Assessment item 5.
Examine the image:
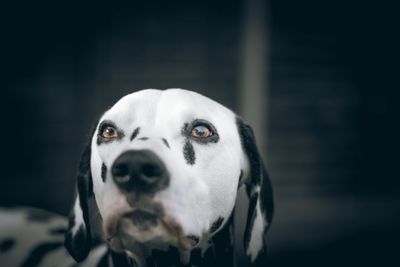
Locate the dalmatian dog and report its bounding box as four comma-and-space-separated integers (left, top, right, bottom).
0, 89, 273, 267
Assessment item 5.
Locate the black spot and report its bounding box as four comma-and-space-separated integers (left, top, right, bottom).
78, 138, 92, 174
183, 141, 196, 165
78, 134, 94, 198
161, 138, 170, 149
150, 246, 180, 267
111, 251, 133, 267
210, 217, 224, 233
130, 127, 140, 141
236, 118, 262, 186
238, 169, 244, 189
182, 122, 189, 135
101, 163, 107, 182
91, 236, 106, 248
0, 238, 15, 253
88, 170, 94, 198
97, 251, 109, 267
26, 209, 53, 222
67, 148, 93, 262
20, 242, 63, 267
67, 213, 75, 230
49, 227, 67, 235
65, 224, 90, 262
65, 120, 98, 262
236, 117, 274, 229
190, 248, 202, 265
138, 137, 149, 141
205, 215, 235, 267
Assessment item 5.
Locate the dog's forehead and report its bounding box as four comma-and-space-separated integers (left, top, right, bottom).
102, 89, 235, 128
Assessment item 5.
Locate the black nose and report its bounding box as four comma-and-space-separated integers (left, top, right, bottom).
111, 150, 169, 193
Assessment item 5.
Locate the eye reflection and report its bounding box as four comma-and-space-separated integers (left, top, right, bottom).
191, 125, 213, 138
101, 126, 118, 139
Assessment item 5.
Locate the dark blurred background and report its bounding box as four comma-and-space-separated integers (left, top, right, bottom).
1, 0, 399, 266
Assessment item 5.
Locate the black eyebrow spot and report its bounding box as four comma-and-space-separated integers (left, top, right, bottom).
130, 127, 140, 141
183, 141, 196, 165
162, 138, 170, 149
101, 163, 107, 182
182, 122, 190, 135
138, 137, 149, 141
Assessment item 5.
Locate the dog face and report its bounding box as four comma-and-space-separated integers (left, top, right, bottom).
94, 89, 243, 250
65, 89, 273, 266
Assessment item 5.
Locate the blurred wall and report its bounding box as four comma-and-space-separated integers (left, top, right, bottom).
1, 0, 242, 214
266, 1, 399, 266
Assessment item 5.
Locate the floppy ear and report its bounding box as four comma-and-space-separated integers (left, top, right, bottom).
64, 126, 97, 262
236, 117, 274, 264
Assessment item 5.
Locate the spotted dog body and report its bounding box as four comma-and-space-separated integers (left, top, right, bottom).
1, 89, 273, 267
0, 207, 107, 267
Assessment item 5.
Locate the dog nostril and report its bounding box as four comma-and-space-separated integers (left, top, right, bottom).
112, 163, 131, 186
141, 163, 162, 178
112, 164, 129, 178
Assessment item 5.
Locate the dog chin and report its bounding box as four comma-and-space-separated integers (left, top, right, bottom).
109, 209, 195, 253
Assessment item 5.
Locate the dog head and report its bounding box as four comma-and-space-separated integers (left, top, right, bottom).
65, 89, 273, 266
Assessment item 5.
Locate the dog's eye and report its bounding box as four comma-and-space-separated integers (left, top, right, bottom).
101, 126, 118, 139
191, 125, 213, 138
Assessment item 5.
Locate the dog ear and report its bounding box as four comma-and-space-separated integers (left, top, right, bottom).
236, 117, 274, 264
64, 125, 97, 262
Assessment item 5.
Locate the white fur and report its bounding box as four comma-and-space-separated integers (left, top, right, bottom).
72, 197, 84, 236
246, 195, 267, 262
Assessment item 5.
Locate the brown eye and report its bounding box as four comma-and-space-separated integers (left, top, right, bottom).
102, 126, 118, 139
191, 125, 213, 138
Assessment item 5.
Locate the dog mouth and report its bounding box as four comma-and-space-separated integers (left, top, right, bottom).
124, 209, 159, 231
107, 209, 199, 252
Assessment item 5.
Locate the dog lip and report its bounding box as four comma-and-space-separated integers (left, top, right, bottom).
123, 209, 159, 230
105, 198, 200, 249
122, 210, 194, 248
123, 209, 158, 218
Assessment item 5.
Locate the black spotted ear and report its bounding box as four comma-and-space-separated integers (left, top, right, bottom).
236, 117, 274, 264
65, 126, 97, 262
